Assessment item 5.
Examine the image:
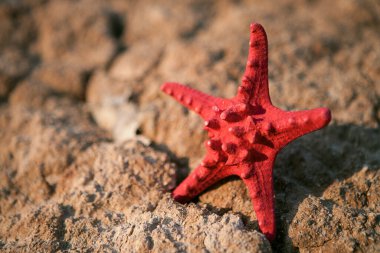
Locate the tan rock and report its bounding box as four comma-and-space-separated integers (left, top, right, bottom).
35, 0, 120, 70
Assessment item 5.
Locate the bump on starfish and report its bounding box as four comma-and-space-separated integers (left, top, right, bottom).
160, 23, 331, 242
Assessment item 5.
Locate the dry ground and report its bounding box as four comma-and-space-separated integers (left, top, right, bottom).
0, 0, 379, 252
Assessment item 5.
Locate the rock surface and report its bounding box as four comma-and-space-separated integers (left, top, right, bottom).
0, 0, 380, 252
0, 99, 270, 252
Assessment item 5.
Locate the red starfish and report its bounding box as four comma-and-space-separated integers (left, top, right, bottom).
160, 23, 331, 241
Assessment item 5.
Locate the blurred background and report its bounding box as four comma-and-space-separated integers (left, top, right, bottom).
0, 0, 379, 252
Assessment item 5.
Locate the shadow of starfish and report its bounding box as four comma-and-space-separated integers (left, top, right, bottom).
271, 123, 380, 251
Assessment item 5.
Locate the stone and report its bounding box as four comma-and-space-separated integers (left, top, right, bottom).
35, 0, 121, 70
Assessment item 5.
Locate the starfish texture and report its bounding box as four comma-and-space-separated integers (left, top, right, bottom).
160, 23, 331, 241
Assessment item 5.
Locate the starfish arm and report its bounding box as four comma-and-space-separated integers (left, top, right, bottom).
241, 158, 276, 241
269, 107, 331, 148
236, 23, 271, 106
162, 22, 331, 243
172, 163, 228, 203
161, 82, 221, 119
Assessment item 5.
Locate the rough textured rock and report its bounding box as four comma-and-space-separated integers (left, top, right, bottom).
0, 97, 109, 212
0, 104, 271, 251
289, 195, 379, 253
55, 140, 177, 215
1, 0, 380, 252
1, 196, 271, 252
199, 177, 259, 226
283, 166, 380, 252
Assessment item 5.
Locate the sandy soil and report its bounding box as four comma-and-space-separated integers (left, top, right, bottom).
0, 0, 379, 252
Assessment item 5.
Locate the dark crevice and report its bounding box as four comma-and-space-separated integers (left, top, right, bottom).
54, 204, 75, 251
372, 95, 380, 127
107, 12, 124, 39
